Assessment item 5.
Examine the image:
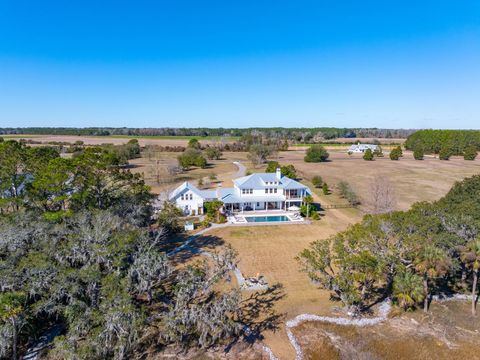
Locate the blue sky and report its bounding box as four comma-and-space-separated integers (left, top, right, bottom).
1, 1, 479, 129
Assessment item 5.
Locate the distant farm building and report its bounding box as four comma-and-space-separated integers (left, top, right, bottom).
348, 143, 380, 153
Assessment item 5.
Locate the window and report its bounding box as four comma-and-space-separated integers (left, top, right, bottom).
265, 188, 268, 194
189, 194, 193, 200
257, 202, 260, 207
249, 189, 253, 194
242, 189, 245, 194
181, 194, 184, 200
274, 188, 277, 193
269, 188, 273, 194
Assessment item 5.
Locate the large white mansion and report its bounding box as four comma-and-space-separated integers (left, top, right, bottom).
169, 168, 311, 216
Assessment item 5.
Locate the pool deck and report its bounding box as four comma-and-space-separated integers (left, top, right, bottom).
227, 210, 307, 225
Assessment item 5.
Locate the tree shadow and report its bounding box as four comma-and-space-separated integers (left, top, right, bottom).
168, 234, 226, 265
236, 283, 286, 346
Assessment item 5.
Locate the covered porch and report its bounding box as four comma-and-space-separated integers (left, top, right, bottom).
223, 200, 302, 214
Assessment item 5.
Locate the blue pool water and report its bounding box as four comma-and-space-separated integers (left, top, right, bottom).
245, 215, 290, 223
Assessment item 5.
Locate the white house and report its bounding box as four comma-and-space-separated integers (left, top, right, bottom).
348, 143, 380, 153
169, 168, 311, 216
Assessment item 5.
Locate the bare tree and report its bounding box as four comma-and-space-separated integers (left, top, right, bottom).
369, 175, 397, 214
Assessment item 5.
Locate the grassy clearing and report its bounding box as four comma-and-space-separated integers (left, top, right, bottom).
107, 135, 241, 141
276, 148, 480, 211
296, 300, 480, 360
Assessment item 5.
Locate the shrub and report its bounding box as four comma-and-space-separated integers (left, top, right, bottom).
204, 147, 222, 160
194, 156, 207, 168
204, 200, 224, 223
304, 145, 329, 162
413, 146, 424, 160
389, 147, 401, 160
363, 148, 374, 161
281, 164, 297, 178
464, 146, 478, 161
200, 219, 210, 228
373, 146, 384, 157
188, 138, 201, 149
266, 162, 297, 178
439, 147, 452, 160
312, 175, 323, 188
310, 211, 320, 220
322, 182, 329, 195
158, 202, 184, 234
177, 148, 208, 170
265, 161, 280, 173
337, 181, 360, 206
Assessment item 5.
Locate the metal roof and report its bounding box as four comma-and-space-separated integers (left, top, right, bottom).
233, 172, 308, 190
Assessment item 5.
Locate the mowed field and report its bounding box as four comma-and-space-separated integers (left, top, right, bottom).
279, 148, 480, 211
1, 134, 237, 147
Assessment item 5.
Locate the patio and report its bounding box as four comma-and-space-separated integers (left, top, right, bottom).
227, 209, 305, 224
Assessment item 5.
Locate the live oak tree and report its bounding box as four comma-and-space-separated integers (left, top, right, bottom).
0, 140, 249, 359
298, 175, 480, 315
304, 145, 329, 162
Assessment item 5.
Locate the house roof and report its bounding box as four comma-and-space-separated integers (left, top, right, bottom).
349, 143, 379, 150
233, 172, 308, 190
169, 182, 205, 200
219, 187, 286, 204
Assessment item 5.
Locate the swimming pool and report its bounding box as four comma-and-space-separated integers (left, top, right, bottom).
244, 215, 290, 223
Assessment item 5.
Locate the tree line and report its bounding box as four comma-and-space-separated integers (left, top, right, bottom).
405, 129, 480, 155
0, 140, 258, 359
297, 175, 480, 316
0, 127, 416, 142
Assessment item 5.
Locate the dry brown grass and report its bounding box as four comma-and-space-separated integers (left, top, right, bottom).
129, 151, 247, 194
4, 134, 230, 147
208, 206, 363, 358
295, 301, 480, 360
276, 148, 480, 211
196, 148, 479, 358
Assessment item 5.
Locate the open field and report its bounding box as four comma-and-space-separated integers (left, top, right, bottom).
276, 148, 480, 211
1, 134, 238, 146
128, 151, 249, 195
